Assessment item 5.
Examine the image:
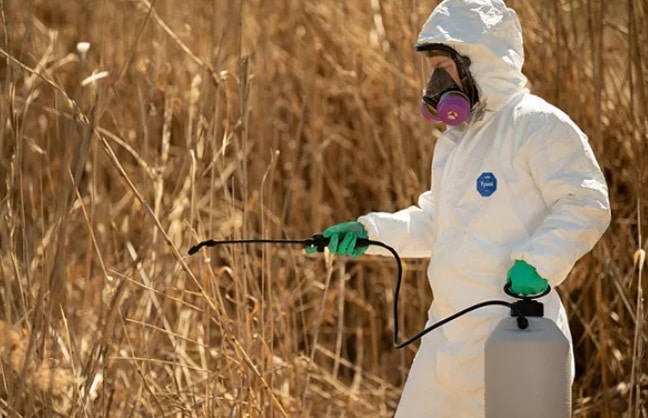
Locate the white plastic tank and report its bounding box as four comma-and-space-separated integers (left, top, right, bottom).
485, 297, 571, 418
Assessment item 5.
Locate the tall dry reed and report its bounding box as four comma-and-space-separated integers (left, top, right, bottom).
0, 0, 645, 416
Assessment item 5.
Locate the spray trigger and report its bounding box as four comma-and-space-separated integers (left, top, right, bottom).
307, 234, 330, 252
306, 234, 373, 253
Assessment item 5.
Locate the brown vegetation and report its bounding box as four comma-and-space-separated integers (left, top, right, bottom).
0, 0, 646, 416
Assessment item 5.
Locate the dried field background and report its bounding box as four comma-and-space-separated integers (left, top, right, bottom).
0, 0, 646, 417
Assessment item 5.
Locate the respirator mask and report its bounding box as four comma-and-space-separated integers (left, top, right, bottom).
416, 43, 480, 126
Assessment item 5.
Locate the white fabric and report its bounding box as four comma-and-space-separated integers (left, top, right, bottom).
357, 1, 611, 417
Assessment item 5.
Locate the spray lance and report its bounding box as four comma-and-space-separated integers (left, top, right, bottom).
188, 236, 571, 417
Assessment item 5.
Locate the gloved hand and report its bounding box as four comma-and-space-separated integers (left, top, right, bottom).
305, 221, 369, 258
507, 260, 550, 296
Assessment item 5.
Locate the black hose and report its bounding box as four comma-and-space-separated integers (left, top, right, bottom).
188, 235, 529, 349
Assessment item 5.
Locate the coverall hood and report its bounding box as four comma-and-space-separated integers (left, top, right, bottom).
416, 0, 528, 112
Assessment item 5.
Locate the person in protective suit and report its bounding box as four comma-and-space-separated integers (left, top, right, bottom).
307, 0, 611, 416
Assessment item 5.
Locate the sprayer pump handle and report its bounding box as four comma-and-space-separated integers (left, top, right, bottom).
503, 282, 551, 300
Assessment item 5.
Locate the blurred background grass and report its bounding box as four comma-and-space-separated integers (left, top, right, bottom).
0, 0, 646, 416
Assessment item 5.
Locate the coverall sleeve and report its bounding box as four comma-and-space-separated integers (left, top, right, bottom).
357, 190, 435, 258
511, 115, 611, 287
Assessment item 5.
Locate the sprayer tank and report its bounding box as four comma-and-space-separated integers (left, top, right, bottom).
485, 316, 571, 418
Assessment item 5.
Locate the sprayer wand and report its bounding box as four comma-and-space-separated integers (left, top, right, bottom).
188, 235, 529, 349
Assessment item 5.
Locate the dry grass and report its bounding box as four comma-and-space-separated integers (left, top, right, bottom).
0, 0, 645, 416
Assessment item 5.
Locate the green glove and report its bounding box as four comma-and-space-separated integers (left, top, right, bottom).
507, 260, 550, 296
305, 221, 368, 258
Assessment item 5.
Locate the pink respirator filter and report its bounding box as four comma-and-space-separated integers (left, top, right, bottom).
420, 91, 471, 126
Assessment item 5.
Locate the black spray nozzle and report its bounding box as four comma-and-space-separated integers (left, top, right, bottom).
188, 240, 218, 255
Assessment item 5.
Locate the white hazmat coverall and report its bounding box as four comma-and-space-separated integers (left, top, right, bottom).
357, 0, 611, 417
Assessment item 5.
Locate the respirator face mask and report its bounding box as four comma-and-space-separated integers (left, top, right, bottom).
416, 44, 480, 126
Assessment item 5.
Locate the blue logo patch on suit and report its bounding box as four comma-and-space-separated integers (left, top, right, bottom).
477, 172, 497, 197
